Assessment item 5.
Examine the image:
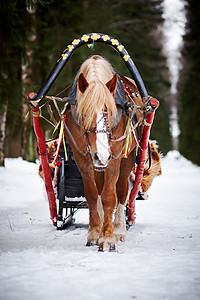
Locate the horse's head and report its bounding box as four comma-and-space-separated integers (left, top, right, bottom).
76, 57, 118, 170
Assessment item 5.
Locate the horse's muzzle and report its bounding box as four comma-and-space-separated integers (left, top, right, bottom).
92, 152, 111, 171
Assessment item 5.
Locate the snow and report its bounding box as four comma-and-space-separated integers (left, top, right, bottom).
0, 152, 200, 300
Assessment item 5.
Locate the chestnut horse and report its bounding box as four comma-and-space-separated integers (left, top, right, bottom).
64, 55, 144, 251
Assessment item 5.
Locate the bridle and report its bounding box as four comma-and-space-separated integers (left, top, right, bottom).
82, 113, 112, 142
82, 113, 113, 171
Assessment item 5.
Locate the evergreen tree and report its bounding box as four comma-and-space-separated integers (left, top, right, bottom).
177, 0, 200, 165
0, 0, 51, 164
0, 0, 31, 165
110, 0, 172, 154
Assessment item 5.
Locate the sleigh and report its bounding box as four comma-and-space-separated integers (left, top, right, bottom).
28, 33, 159, 231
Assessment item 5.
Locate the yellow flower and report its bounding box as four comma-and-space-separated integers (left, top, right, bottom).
102, 35, 110, 42
91, 33, 100, 40
123, 55, 130, 61
67, 45, 74, 52
111, 39, 119, 46
72, 39, 80, 45
81, 34, 89, 42
61, 53, 68, 60
117, 45, 124, 52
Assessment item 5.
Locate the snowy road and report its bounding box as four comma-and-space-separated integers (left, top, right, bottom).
0, 152, 200, 300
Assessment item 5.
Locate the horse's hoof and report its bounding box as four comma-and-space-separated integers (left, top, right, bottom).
86, 239, 98, 247
120, 235, 125, 242
98, 242, 116, 252
109, 243, 116, 251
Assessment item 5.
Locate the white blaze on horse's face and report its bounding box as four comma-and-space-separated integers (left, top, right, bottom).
94, 112, 111, 168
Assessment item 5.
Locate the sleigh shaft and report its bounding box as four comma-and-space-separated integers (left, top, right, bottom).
32, 106, 58, 226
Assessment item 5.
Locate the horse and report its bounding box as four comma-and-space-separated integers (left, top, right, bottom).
62, 55, 145, 251
130, 140, 162, 200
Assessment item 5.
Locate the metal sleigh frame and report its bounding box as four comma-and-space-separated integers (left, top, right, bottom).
28, 33, 159, 229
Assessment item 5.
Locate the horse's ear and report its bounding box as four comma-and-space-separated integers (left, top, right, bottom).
106, 73, 117, 93
78, 73, 89, 93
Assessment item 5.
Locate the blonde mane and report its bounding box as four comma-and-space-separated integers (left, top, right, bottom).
76, 55, 117, 129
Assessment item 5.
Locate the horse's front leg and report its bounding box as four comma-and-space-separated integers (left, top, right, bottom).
114, 150, 135, 241
72, 151, 101, 246
81, 173, 101, 246
98, 161, 120, 251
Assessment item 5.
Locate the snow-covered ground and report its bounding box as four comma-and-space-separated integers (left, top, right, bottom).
0, 151, 200, 300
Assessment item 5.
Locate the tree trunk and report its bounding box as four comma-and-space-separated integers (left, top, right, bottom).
0, 103, 8, 166
22, 101, 32, 160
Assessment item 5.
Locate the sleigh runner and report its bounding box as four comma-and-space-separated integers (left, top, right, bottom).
28, 33, 159, 248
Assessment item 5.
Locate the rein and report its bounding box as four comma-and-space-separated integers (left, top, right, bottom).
62, 100, 150, 169
81, 106, 142, 162
63, 120, 90, 157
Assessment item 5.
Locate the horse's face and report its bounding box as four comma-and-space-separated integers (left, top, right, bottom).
78, 72, 118, 170
86, 112, 112, 170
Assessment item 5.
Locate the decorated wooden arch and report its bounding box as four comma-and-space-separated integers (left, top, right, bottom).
31, 33, 148, 106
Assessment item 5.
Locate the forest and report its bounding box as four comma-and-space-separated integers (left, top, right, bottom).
0, 0, 199, 166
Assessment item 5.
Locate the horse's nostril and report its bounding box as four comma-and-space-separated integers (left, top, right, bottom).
94, 152, 99, 162
94, 152, 111, 165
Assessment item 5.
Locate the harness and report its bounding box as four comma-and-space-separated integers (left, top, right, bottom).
34, 71, 153, 171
